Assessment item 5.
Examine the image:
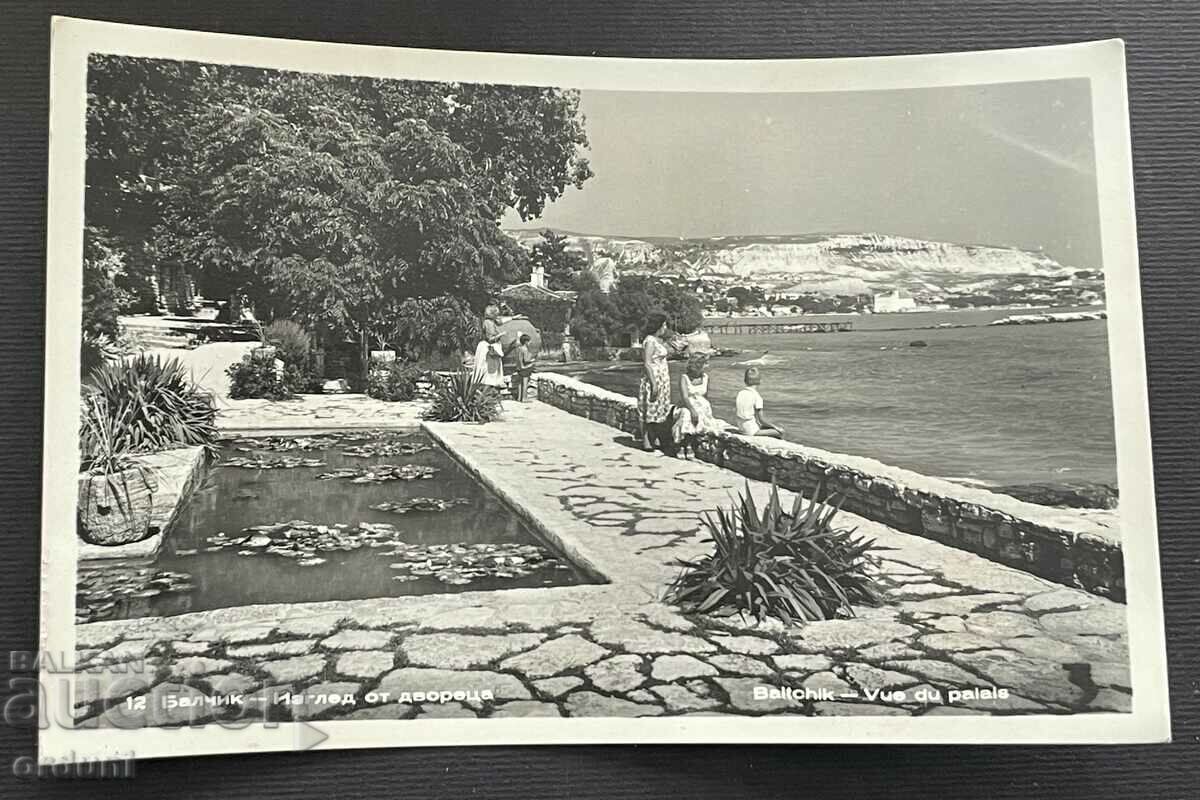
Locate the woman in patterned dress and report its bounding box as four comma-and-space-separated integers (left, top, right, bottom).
638, 312, 672, 451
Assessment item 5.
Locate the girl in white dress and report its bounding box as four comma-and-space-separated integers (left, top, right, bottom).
672, 352, 721, 457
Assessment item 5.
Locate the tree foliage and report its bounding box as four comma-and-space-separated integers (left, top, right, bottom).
569, 272, 704, 347
81, 226, 131, 338
611, 275, 704, 336
84, 55, 593, 361
529, 229, 587, 290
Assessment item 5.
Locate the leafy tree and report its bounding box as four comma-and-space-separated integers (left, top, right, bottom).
725, 285, 765, 309
81, 226, 132, 338
388, 295, 480, 362
86, 57, 218, 312
530, 229, 586, 290
612, 275, 704, 336
568, 273, 622, 346
84, 56, 593, 368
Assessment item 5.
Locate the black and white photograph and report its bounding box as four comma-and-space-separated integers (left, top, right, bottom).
38, 18, 1169, 761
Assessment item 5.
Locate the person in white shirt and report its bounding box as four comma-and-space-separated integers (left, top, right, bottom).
734, 367, 784, 438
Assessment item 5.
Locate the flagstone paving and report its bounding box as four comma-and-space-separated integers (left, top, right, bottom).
73, 401, 1131, 726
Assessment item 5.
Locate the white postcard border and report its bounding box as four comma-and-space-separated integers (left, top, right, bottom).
40, 16, 1169, 762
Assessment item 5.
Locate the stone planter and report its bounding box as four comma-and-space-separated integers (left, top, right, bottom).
77, 466, 159, 546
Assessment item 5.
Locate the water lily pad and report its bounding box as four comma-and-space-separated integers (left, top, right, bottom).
76, 564, 195, 623
342, 441, 432, 458
316, 464, 439, 483
369, 497, 469, 514
224, 455, 327, 469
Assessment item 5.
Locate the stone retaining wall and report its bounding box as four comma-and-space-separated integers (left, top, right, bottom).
533, 372, 1124, 601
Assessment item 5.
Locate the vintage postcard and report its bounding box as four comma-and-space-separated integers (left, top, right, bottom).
39, 17, 1169, 764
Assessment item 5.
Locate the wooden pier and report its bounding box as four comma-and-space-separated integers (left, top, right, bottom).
701, 320, 854, 335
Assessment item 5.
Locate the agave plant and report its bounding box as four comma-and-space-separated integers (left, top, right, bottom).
667, 481, 883, 624
422, 368, 501, 423
82, 353, 218, 459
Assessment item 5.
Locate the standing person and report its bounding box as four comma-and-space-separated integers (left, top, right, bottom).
473, 304, 508, 392
672, 351, 721, 457
638, 312, 673, 451
513, 333, 535, 401
735, 367, 785, 438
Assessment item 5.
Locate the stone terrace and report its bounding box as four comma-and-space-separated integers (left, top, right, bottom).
73, 400, 1131, 726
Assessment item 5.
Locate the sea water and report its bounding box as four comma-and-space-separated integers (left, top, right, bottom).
562, 308, 1116, 492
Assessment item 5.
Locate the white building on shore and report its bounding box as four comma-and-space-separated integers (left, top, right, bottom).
873, 289, 917, 313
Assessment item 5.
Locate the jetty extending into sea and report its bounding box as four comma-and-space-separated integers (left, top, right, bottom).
701, 320, 854, 335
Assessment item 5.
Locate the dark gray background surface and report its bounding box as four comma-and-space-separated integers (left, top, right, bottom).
1, 2, 1197, 797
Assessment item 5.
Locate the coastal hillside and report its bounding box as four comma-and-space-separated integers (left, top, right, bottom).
506, 230, 1104, 305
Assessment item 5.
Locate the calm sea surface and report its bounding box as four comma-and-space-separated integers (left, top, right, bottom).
558, 307, 1116, 489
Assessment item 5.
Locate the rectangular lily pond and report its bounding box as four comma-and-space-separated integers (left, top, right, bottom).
77, 430, 593, 624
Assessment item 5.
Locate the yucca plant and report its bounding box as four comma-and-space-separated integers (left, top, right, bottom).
83, 353, 218, 459
422, 368, 501, 423
667, 481, 883, 624
77, 392, 158, 545
80, 331, 122, 377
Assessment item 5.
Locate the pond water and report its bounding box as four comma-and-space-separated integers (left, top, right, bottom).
76, 430, 591, 624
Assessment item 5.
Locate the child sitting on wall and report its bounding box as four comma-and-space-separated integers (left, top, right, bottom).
735, 367, 785, 438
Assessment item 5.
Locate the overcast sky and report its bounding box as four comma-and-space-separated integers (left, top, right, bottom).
504, 78, 1102, 269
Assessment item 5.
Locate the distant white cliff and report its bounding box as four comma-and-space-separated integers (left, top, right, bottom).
505, 229, 1102, 302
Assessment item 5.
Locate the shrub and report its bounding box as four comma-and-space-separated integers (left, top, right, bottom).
422, 369, 501, 423
264, 320, 311, 368
81, 226, 132, 339
390, 296, 481, 361
367, 361, 421, 402
226, 355, 302, 400
667, 482, 883, 624
81, 354, 218, 466
80, 332, 121, 377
